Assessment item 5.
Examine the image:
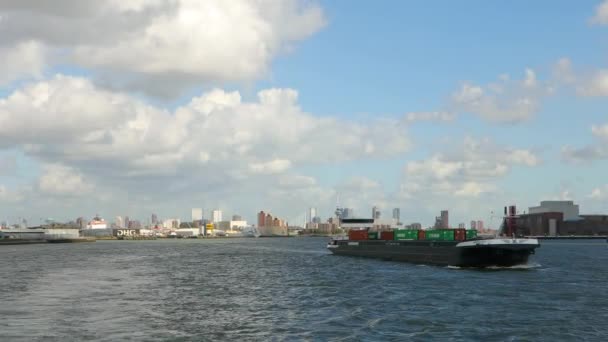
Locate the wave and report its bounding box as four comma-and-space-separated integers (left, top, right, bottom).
447, 262, 542, 270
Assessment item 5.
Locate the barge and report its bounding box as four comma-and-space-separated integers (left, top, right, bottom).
327, 206, 540, 267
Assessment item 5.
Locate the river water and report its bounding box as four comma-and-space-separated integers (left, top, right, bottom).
0, 238, 606, 341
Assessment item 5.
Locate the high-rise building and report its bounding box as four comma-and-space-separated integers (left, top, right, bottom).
372, 206, 381, 219
151, 213, 158, 225
232, 214, 242, 221
124, 216, 130, 229
392, 208, 400, 222
307, 207, 317, 223
128, 220, 142, 229
342, 208, 353, 219
312, 216, 322, 224
265, 213, 273, 227
407, 222, 422, 230
192, 208, 203, 222
471, 220, 477, 230
257, 211, 266, 227
115, 216, 124, 228
163, 219, 180, 229
477, 220, 484, 231
76, 217, 86, 229
441, 210, 449, 228
212, 210, 222, 223
458, 223, 466, 229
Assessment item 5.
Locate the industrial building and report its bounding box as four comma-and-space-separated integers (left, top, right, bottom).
515, 201, 608, 236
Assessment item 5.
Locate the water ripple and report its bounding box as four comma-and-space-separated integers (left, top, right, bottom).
0, 238, 607, 341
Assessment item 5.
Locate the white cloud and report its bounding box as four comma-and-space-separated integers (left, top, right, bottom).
576, 69, 608, 96
562, 123, 608, 162
552, 58, 576, 84
404, 111, 456, 123
505, 149, 540, 167
0, 0, 326, 96
552, 190, 574, 201
591, 124, 608, 139
523, 68, 537, 88
451, 68, 551, 123
0, 41, 46, 85
401, 137, 539, 198
562, 145, 608, 163
454, 182, 495, 198
590, 0, 608, 25
250, 159, 292, 174
589, 185, 608, 200
38, 164, 94, 196
0, 75, 412, 211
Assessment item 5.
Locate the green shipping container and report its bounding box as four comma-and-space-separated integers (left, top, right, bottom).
466, 230, 478, 240
394, 229, 419, 240
367, 232, 379, 240
424, 229, 455, 241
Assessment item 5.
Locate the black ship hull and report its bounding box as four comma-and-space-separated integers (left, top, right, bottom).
327, 238, 539, 268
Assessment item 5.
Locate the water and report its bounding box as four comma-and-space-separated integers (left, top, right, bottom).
0, 238, 607, 341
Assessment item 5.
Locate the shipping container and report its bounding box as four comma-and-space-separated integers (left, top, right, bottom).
466, 230, 478, 240
454, 228, 466, 241
394, 229, 419, 240
424, 229, 455, 241
348, 230, 368, 240
367, 231, 379, 240
380, 231, 394, 240
418, 230, 426, 240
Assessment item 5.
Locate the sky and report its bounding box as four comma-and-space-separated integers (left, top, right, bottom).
1, 0, 608, 227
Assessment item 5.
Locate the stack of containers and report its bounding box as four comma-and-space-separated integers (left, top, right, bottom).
380, 231, 394, 240
424, 229, 455, 241
394, 229, 419, 240
367, 231, 379, 240
466, 230, 478, 240
454, 228, 466, 241
348, 230, 368, 240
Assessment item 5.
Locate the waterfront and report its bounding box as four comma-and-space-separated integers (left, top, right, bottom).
1, 238, 607, 341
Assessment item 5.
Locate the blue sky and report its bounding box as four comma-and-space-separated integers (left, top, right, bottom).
1, 1, 608, 227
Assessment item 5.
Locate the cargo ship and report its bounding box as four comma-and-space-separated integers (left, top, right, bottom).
327, 207, 540, 268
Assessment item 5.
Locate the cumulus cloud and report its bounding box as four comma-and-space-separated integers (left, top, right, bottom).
0, 0, 326, 96
562, 123, 608, 163
589, 185, 608, 200
451, 68, 553, 123
38, 164, 94, 196
552, 58, 576, 85
590, 0, 608, 25
576, 69, 608, 96
401, 137, 539, 198
250, 159, 292, 175
0, 41, 47, 85
0, 75, 411, 205
0, 184, 27, 203
404, 111, 456, 123
592, 124, 608, 139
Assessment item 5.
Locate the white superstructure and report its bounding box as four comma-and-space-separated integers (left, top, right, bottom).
86, 216, 108, 229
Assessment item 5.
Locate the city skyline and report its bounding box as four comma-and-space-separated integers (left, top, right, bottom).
1, 1, 608, 227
